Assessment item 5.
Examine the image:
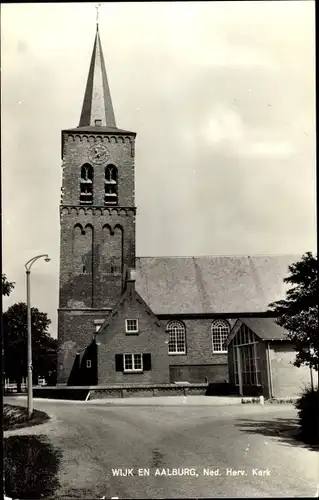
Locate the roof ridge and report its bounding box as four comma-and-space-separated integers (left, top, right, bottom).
136, 254, 299, 259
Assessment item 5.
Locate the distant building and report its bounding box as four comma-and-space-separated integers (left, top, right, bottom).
57, 23, 308, 397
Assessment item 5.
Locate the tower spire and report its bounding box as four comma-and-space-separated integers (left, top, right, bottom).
79, 7, 116, 128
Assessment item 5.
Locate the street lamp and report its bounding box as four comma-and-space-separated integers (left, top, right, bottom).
25, 254, 51, 418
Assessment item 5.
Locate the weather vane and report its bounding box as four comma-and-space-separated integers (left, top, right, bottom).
95, 3, 102, 27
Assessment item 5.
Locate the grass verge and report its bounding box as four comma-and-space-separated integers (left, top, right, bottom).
3, 403, 50, 431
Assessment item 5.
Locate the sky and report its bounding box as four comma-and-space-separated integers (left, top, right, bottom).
1, 1, 316, 337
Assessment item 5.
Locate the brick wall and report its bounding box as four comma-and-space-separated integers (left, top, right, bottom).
169, 364, 227, 383
97, 285, 170, 384
57, 129, 241, 387
57, 309, 108, 384
98, 315, 238, 385
61, 132, 135, 207
160, 318, 232, 383
59, 131, 136, 309
80, 311, 237, 385
59, 209, 136, 309
58, 130, 136, 383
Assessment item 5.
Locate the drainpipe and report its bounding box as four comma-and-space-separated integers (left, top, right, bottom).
267, 342, 274, 399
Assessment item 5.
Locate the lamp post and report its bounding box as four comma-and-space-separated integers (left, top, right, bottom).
25, 254, 50, 419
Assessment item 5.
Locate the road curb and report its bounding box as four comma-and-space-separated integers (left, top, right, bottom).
241, 397, 298, 405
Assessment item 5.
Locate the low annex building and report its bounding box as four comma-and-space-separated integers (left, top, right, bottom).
57, 23, 309, 397
226, 318, 312, 398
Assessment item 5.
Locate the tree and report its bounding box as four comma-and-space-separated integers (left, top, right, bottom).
3, 302, 57, 391
269, 252, 318, 375
2, 274, 15, 296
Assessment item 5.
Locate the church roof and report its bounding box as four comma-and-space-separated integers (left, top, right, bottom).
78, 25, 117, 129
135, 255, 299, 315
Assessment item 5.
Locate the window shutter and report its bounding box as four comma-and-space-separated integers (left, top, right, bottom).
143, 353, 152, 371
115, 354, 124, 372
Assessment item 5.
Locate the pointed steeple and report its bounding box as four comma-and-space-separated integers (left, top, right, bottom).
79, 24, 116, 128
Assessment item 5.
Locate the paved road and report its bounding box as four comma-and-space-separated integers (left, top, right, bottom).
4, 396, 318, 499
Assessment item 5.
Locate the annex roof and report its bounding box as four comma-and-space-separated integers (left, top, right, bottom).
226, 317, 288, 346
241, 317, 288, 340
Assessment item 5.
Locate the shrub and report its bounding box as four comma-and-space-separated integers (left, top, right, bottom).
295, 386, 319, 445
4, 435, 62, 499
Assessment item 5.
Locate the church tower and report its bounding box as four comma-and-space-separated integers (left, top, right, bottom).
57, 23, 136, 384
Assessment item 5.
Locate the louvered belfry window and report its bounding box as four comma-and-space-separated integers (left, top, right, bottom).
80, 164, 93, 205
105, 165, 118, 205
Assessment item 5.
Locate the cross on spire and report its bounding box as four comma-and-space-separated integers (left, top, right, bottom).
95, 3, 102, 30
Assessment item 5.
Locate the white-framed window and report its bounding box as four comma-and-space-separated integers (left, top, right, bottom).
124, 353, 143, 372
125, 319, 139, 333
211, 320, 230, 353
86, 359, 92, 368
167, 320, 186, 354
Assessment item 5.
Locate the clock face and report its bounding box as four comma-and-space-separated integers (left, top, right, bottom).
88, 144, 110, 164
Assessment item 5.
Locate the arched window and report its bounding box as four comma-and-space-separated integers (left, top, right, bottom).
167, 320, 186, 354
211, 320, 230, 353
105, 165, 118, 205
80, 164, 93, 205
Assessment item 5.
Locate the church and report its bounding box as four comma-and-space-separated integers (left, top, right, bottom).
57, 24, 309, 398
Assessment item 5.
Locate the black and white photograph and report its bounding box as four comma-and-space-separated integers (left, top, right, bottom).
1, 1, 317, 499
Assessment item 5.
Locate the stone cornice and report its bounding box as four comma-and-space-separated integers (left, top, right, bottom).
61, 132, 135, 157
63, 132, 134, 143
62, 128, 136, 137
58, 308, 112, 312
60, 205, 136, 216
